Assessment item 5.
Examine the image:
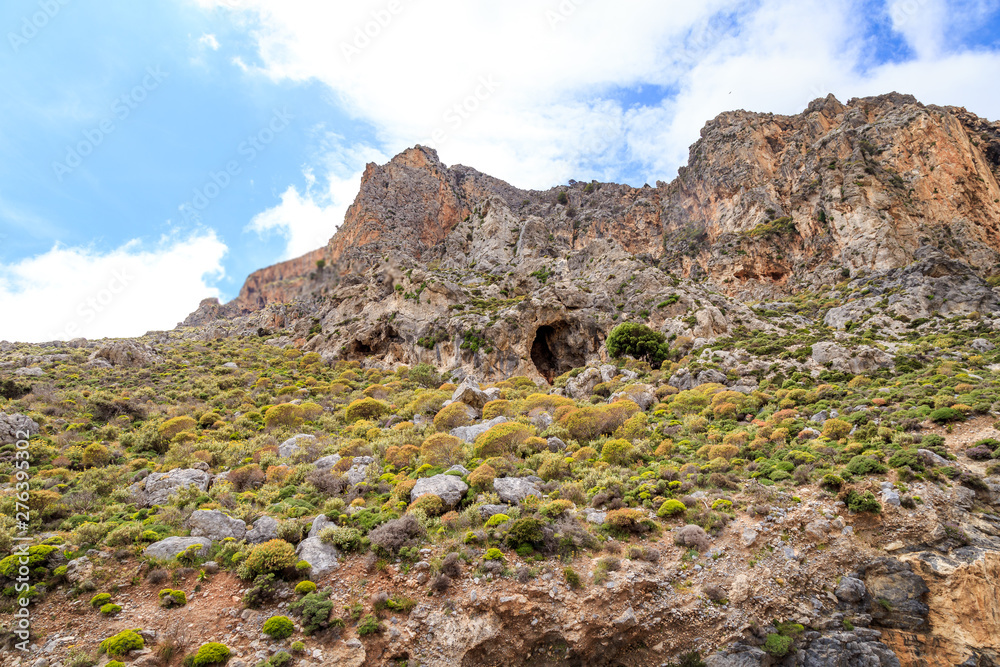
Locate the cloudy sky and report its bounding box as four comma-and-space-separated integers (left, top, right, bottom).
1, 0, 998, 341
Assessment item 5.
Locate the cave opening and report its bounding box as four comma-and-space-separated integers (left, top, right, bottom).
530, 323, 585, 383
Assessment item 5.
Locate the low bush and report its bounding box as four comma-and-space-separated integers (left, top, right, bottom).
262, 615, 295, 639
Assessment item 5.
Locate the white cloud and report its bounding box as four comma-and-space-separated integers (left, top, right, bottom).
200, 0, 1000, 191
247, 138, 387, 259
0, 232, 227, 343
199, 33, 221, 50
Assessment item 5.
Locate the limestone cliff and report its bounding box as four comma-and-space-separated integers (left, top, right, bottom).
179, 93, 1000, 383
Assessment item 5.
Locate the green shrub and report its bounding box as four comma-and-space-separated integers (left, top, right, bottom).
357, 613, 381, 636
483, 548, 505, 561
90, 593, 112, 608
262, 615, 295, 639
506, 518, 544, 548
290, 641, 305, 653
263, 404, 304, 429
319, 526, 365, 552
294, 580, 317, 595
929, 407, 964, 424
657, 499, 687, 517
606, 322, 670, 368
99, 629, 144, 656
100, 603, 121, 616
191, 642, 230, 667
845, 489, 881, 513
289, 591, 336, 635
600, 438, 634, 466
237, 540, 298, 580
0, 545, 56, 578
845, 455, 887, 476
345, 398, 391, 422
433, 401, 474, 431
763, 633, 793, 657
484, 513, 510, 528
158, 415, 197, 440
473, 422, 534, 458
820, 418, 851, 440
563, 566, 581, 588
158, 588, 187, 608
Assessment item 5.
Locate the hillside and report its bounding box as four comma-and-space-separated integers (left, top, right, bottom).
0, 93, 999, 667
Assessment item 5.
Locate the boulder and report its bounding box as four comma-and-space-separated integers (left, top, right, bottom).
451, 378, 489, 410
246, 516, 279, 544
478, 504, 509, 519
566, 367, 603, 399
609, 384, 656, 410
879, 482, 901, 507
144, 536, 212, 561
547, 436, 567, 452
835, 576, 867, 604
447, 464, 470, 475
811, 341, 894, 374
494, 477, 542, 504
313, 454, 342, 470
971, 338, 995, 352
187, 509, 246, 541
411, 475, 469, 509
134, 468, 212, 507
804, 519, 832, 543
295, 537, 339, 576
13, 367, 43, 377
308, 513, 334, 538
916, 449, 949, 467
862, 558, 930, 630
65, 557, 93, 584
451, 416, 508, 443
704, 644, 767, 667
801, 630, 901, 667
0, 412, 41, 445
278, 434, 316, 458
88, 340, 162, 367
346, 456, 375, 485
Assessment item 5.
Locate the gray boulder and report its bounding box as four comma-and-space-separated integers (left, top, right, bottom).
278, 434, 316, 458
451, 416, 508, 443
566, 367, 602, 399
411, 474, 469, 509
308, 513, 334, 538
863, 558, 930, 630
144, 536, 212, 561
494, 477, 542, 504
547, 436, 567, 452
478, 504, 509, 519
346, 456, 375, 485
811, 341, 894, 375
704, 644, 767, 667
295, 537, 339, 576
447, 464, 470, 475
134, 468, 212, 507
0, 412, 41, 445
13, 367, 43, 377
246, 516, 279, 543
835, 576, 867, 604
802, 630, 900, 667
187, 509, 246, 541
313, 454, 341, 470
88, 340, 162, 367
65, 557, 93, 584
451, 378, 489, 410
972, 338, 995, 352
917, 449, 949, 467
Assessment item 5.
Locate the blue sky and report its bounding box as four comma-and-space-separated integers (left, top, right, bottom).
1, 0, 998, 342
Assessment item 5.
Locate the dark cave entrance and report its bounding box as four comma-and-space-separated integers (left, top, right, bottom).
530, 323, 585, 384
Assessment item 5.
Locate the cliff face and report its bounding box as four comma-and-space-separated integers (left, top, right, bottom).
179, 93, 1000, 383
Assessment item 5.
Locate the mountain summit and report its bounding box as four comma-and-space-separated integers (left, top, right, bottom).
182, 93, 1000, 382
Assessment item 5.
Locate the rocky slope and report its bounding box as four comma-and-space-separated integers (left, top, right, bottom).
180, 93, 1000, 384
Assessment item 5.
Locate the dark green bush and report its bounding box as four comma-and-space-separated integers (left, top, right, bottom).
606, 322, 670, 368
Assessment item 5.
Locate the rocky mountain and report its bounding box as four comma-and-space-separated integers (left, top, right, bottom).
180, 93, 1000, 384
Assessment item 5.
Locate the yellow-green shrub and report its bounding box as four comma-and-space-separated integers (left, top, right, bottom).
473, 422, 534, 458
